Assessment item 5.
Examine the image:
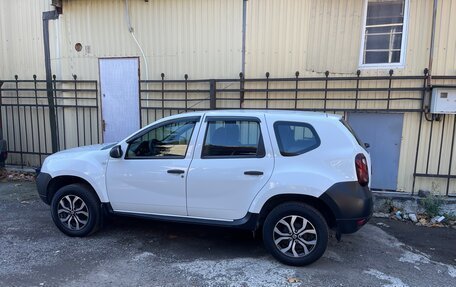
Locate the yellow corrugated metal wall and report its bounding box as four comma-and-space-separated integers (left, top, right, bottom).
0, 0, 53, 79
57, 0, 243, 80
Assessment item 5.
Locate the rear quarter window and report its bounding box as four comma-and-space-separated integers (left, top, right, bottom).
274, 121, 320, 156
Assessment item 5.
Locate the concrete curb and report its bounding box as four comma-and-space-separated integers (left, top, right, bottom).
372, 191, 456, 216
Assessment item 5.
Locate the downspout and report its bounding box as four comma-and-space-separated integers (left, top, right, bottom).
240, 0, 248, 108
241, 0, 247, 76
43, 9, 60, 153
427, 0, 438, 87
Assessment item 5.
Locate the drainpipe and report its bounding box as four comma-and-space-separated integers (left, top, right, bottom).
43, 10, 60, 153
241, 0, 248, 76
427, 0, 438, 87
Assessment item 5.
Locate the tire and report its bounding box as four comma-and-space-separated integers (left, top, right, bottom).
50, 183, 102, 237
262, 202, 328, 266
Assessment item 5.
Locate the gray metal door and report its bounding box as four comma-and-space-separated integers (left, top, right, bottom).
99, 58, 140, 143
348, 113, 403, 191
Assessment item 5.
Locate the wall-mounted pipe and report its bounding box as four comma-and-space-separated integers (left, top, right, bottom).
124, 0, 149, 82
427, 0, 438, 86
241, 0, 247, 76
43, 9, 60, 153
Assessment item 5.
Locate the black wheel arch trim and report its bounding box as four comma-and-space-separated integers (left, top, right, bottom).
36, 172, 52, 204
319, 181, 373, 233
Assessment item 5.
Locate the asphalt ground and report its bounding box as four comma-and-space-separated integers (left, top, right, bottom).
1, 181, 455, 287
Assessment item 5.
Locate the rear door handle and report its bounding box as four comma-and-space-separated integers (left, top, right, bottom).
244, 171, 264, 176
167, 169, 185, 174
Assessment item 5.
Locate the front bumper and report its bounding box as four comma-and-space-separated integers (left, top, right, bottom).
36, 172, 52, 204
320, 181, 373, 234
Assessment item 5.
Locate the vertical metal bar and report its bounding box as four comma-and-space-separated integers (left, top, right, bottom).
0, 80, 2, 139
161, 73, 165, 119
74, 75, 80, 146
81, 82, 86, 146
437, 115, 445, 175
2, 81, 12, 164
387, 69, 393, 110
141, 81, 146, 127
412, 69, 429, 194
53, 75, 60, 149
294, 71, 299, 109
426, 120, 434, 174
29, 78, 35, 158
89, 106, 93, 144
209, 80, 216, 109
42, 95, 48, 156
446, 115, 456, 196
323, 71, 329, 112
184, 74, 188, 112
55, 75, 66, 149
14, 76, 24, 167
23, 81, 30, 157
355, 70, 361, 110
95, 82, 100, 144
0, 81, 4, 162
239, 72, 244, 108
34, 75, 42, 163
265, 72, 270, 109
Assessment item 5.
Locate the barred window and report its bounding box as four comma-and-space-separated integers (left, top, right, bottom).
361, 0, 408, 65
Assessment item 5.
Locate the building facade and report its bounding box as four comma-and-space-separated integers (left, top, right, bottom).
1, 0, 456, 195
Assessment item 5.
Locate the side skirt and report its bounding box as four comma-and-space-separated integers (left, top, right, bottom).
100, 203, 259, 231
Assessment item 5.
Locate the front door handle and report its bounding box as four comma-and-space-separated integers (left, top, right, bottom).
244, 171, 264, 176
167, 169, 185, 174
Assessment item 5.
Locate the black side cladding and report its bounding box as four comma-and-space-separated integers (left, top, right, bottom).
36, 172, 52, 204
319, 181, 373, 233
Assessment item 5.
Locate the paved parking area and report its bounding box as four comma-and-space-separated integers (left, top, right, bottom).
1, 181, 455, 287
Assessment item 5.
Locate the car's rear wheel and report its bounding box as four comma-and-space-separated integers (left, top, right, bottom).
50, 184, 102, 237
262, 202, 328, 266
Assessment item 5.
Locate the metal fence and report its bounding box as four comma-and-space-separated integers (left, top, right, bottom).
1, 70, 456, 195
0, 75, 99, 167
139, 70, 429, 126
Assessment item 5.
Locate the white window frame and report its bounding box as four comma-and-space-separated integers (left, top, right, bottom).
358, 0, 410, 69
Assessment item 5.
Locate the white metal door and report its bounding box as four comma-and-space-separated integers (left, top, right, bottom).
99, 58, 140, 143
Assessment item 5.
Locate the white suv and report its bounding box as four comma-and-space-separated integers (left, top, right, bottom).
37, 110, 372, 266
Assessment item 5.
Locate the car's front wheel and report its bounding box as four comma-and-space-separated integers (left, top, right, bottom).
262, 202, 328, 266
50, 184, 102, 237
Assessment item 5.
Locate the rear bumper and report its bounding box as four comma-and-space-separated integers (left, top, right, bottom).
36, 172, 52, 204
319, 181, 373, 234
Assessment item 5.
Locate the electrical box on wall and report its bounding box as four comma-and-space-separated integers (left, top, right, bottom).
430, 88, 456, 114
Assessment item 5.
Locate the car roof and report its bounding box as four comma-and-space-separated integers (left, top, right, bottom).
169, 109, 341, 121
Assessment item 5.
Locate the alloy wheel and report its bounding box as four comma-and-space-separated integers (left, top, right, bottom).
273, 215, 317, 257
57, 195, 89, 231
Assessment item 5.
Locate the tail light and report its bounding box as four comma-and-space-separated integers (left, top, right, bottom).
355, 153, 369, 186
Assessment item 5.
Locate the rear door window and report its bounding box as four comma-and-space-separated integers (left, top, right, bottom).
274, 121, 320, 156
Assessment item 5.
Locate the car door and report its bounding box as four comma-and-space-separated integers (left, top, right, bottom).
106, 116, 201, 216
187, 115, 274, 220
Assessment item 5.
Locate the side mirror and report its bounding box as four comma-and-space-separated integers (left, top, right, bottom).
364, 143, 370, 148
110, 145, 123, 158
